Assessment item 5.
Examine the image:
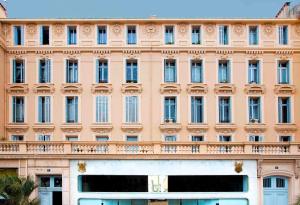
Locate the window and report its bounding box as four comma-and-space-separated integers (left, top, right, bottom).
96, 136, 109, 141
164, 59, 176, 83
191, 96, 203, 123
279, 25, 288, 45
125, 96, 138, 123
165, 26, 174, 44
164, 97, 177, 123
66, 96, 78, 123
280, 136, 291, 142
249, 26, 258, 45
13, 26, 24, 46
248, 60, 260, 84
126, 136, 138, 142
127, 26, 137, 44
278, 97, 291, 123
39, 59, 51, 83
67, 26, 77, 45
12, 96, 24, 123
263, 178, 272, 188
219, 25, 229, 45
96, 96, 109, 123
38, 134, 51, 141
126, 59, 138, 83
97, 26, 107, 45
12, 59, 25, 83
276, 178, 286, 188
38, 96, 51, 123
191, 60, 203, 83
192, 136, 204, 141
96, 59, 108, 83
278, 60, 290, 84
249, 135, 263, 142
66, 136, 78, 141
11, 135, 24, 141
249, 97, 261, 123
219, 97, 231, 123
66, 59, 78, 83
219, 135, 232, 142
165, 135, 176, 141
192, 26, 201, 45
40, 26, 50, 45
218, 60, 230, 83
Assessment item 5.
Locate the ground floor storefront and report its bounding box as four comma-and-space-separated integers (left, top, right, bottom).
0, 159, 299, 205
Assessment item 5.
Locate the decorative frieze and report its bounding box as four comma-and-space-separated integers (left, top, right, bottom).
214, 84, 236, 94
121, 123, 143, 133
123, 49, 141, 59
274, 124, 297, 133
61, 83, 82, 94
26, 24, 37, 35
33, 84, 55, 94
161, 50, 179, 59
186, 123, 209, 133
6, 84, 29, 94
244, 123, 267, 133
244, 84, 265, 95
112, 24, 122, 35
91, 83, 113, 94
214, 123, 237, 133
121, 83, 142, 94
90, 123, 113, 133
186, 83, 208, 94
178, 23, 188, 35
160, 83, 181, 94
274, 84, 296, 95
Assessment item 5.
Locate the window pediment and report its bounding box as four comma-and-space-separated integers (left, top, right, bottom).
186, 83, 208, 94
214, 84, 236, 94
6, 84, 29, 94
61, 83, 82, 94
160, 83, 181, 94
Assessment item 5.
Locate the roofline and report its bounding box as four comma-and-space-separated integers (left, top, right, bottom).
275, 1, 291, 18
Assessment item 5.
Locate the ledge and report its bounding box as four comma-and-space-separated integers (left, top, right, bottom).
32, 123, 55, 133
6, 84, 29, 94
61, 83, 83, 94
274, 123, 297, 133
91, 83, 112, 94
160, 83, 181, 94
214, 84, 236, 94
121, 123, 143, 133
90, 123, 113, 133
121, 83, 142, 94
186, 83, 208, 94
214, 123, 237, 133
274, 84, 296, 95
244, 123, 267, 133
6, 123, 29, 133
60, 123, 83, 133
159, 122, 182, 133
244, 84, 265, 95
33, 83, 55, 94
186, 123, 209, 133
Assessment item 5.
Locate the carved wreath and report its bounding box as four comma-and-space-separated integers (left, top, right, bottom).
234, 24, 245, 36
82, 24, 92, 35
263, 24, 274, 36
145, 24, 157, 34
178, 24, 188, 34
26, 24, 36, 35
54, 24, 64, 35
112, 24, 122, 34
205, 24, 215, 35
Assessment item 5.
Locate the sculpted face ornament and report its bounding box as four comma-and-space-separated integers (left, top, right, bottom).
112, 24, 122, 35
235, 161, 243, 173
77, 161, 86, 173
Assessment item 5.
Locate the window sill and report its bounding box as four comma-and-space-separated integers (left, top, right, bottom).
121, 123, 143, 133
274, 123, 297, 133
90, 123, 113, 133
160, 83, 181, 94
274, 84, 296, 95
6, 123, 29, 133
214, 123, 237, 133
60, 123, 82, 133
244, 123, 267, 133
6, 83, 29, 94
32, 123, 55, 133
186, 123, 209, 133
159, 123, 182, 133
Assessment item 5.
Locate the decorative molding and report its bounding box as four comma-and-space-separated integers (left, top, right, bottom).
35, 50, 53, 58
295, 24, 300, 36
178, 23, 188, 35
214, 123, 237, 133
160, 83, 181, 94
244, 123, 267, 133
112, 24, 122, 35
90, 123, 113, 133
294, 160, 300, 179
6, 84, 29, 94
205, 24, 215, 35
159, 123, 182, 133
257, 159, 263, 178
233, 24, 245, 36
61, 83, 83, 94
8, 50, 27, 57
93, 49, 111, 59
274, 124, 297, 133
60, 123, 83, 133
274, 84, 296, 95
82, 24, 92, 36
121, 83, 142, 94
62, 50, 81, 59
123, 49, 141, 59
263, 24, 274, 36
32, 124, 55, 133
91, 83, 112, 94
214, 84, 236, 94
26, 24, 37, 35
246, 50, 264, 60
121, 123, 143, 133
186, 83, 208, 94
161, 50, 179, 59
186, 123, 209, 133
144, 23, 157, 36
244, 84, 265, 94
6, 123, 29, 133
188, 49, 206, 60
54, 24, 64, 36
216, 50, 234, 60
235, 161, 243, 173
33, 84, 55, 94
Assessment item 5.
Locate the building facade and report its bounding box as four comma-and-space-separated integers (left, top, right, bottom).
0, 2, 300, 205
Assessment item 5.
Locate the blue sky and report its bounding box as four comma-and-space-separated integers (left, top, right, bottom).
3, 0, 299, 18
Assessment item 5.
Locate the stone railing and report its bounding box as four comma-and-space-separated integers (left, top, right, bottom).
0, 142, 299, 157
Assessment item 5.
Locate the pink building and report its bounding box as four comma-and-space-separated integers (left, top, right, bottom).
0, 2, 300, 205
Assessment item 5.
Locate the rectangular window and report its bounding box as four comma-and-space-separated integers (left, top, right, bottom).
249, 26, 258, 45
249, 97, 261, 123
12, 96, 24, 123
11, 135, 24, 141
218, 60, 230, 83
191, 96, 203, 123
127, 26, 137, 45
96, 59, 108, 83
97, 26, 107, 45
125, 96, 138, 123
95, 96, 109, 123
40, 26, 50, 45
192, 136, 204, 141
12, 59, 25, 83
39, 59, 51, 83
164, 97, 177, 123
278, 97, 291, 123
38, 96, 51, 123
165, 26, 174, 44
219, 97, 231, 123
67, 26, 77, 45
219, 135, 232, 142
278, 60, 290, 84
191, 26, 201, 45
191, 60, 203, 83
248, 60, 260, 84
279, 136, 291, 142
279, 25, 288, 45
66, 59, 78, 83
165, 135, 176, 141
66, 96, 78, 123
38, 134, 51, 141
219, 25, 229, 45
164, 59, 176, 83
66, 136, 78, 141
126, 136, 138, 142
126, 59, 138, 83
249, 135, 263, 142
96, 136, 109, 141
13, 26, 24, 46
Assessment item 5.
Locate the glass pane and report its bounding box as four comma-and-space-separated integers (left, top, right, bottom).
40, 177, 50, 187
54, 176, 62, 187
276, 178, 286, 188
263, 178, 272, 188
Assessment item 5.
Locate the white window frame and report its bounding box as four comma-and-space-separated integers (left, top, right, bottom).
216, 58, 233, 84
10, 58, 27, 84
161, 95, 180, 123
247, 25, 260, 46
188, 94, 206, 124
216, 95, 234, 124
163, 25, 176, 45
64, 57, 80, 83
10, 95, 26, 123
95, 24, 109, 46
122, 95, 141, 123
66, 25, 79, 46
38, 25, 52, 46
63, 95, 81, 123
93, 95, 111, 123
35, 95, 53, 124
218, 25, 230, 46
125, 24, 138, 45
189, 57, 205, 83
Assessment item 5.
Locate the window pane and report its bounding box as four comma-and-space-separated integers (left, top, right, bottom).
248, 60, 260, 84
127, 26, 137, 44
68, 26, 77, 45
164, 97, 176, 122
263, 178, 272, 188
249, 97, 261, 123
96, 96, 109, 123
191, 96, 203, 123
38, 96, 51, 123
97, 26, 107, 44
96, 59, 108, 83
125, 96, 138, 123
218, 60, 230, 83
219, 25, 228, 45
219, 97, 231, 123
164, 59, 176, 83
165, 26, 174, 44
249, 26, 258, 45
191, 60, 202, 83
278, 61, 289, 84
192, 26, 201, 44
12, 96, 24, 123
66, 97, 78, 123
13, 59, 25, 83
66, 59, 78, 83
40, 26, 50, 45
126, 60, 138, 83
279, 26, 288, 45
39, 59, 51, 83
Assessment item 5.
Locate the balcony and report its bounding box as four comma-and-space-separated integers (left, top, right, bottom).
214, 83, 236, 94
244, 84, 265, 95
6, 84, 29, 94
91, 83, 112, 94
274, 84, 296, 95
33, 83, 55, 94
61, 83, 82, 94
160, 83, 181, 94
186, 83, 208, 94
121, 83, 142, 94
